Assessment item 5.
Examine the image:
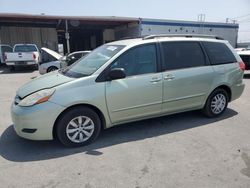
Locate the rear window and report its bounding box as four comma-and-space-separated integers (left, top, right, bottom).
240, 55, 250, 64
202, 42, 236, 65
14, 45, 38, 52
161, 41, 206, 70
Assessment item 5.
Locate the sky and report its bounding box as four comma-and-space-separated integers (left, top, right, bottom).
0, 0, 250, 42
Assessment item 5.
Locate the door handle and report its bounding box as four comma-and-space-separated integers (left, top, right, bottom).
150, 77, 162, 83
164, 74, 175, 81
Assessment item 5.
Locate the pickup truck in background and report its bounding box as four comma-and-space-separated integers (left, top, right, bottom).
4, 44, 40, 70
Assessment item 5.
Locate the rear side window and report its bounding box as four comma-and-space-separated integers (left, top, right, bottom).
161, 42, 206, 70
202, 42, 236, 65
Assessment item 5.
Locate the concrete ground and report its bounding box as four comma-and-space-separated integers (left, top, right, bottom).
0, 65, 250, 188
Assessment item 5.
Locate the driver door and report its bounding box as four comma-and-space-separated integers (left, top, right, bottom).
105, 44, 163, 124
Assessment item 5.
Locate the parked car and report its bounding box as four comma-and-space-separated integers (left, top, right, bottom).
235, 48, 246, 52
64, 51, 91, 66
0, 44, 13, 64
235, 45, 250, 52
39, 49, 90, 74
237, 50, 250, 70
38, 47, 63, 74
11, 35, 245, 147
5, 44, 40, 70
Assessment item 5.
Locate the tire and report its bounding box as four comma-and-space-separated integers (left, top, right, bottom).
47, 66, 58, 73
9, 66, 15, 71
56, 107, 101, 147
33, 64, 38, 70
202, 88, 229, 118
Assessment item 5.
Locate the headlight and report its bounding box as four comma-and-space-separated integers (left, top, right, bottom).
19, 88, 55, 107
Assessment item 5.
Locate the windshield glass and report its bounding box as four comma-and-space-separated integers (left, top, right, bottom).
61, 45, 125, 78
14, 45, 38, 52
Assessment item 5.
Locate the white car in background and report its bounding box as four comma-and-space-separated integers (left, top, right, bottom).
237, 50, 250, 70
38, 47, 62, 74
39, 48, 90, 74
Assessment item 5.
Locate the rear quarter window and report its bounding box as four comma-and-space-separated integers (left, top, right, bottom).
202, 42, 236, 65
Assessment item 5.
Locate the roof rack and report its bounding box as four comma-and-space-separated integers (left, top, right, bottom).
119, 36, 142, 40
143, 34, 224, 40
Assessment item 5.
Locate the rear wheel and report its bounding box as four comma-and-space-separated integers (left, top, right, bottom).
47, 66, 58, 73
202, 88, 229, 117
56, 107, 101, 147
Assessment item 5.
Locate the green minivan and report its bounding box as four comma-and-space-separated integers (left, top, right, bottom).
11, 35, 245, 147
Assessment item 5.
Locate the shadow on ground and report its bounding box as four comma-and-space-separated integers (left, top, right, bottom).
0, 65, 36, 74
0, 109, 238, 162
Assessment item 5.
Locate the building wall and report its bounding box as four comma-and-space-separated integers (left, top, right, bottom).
140, 19, 239, 47
103, 29, 115, 43
115, 22, 140, 40
0, 26, 58, 50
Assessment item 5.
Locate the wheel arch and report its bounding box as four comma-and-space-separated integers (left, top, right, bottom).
47, 66, 59, 73
205, 84, 232, 106
53, 103, 106, 139
214, 85, 232, 102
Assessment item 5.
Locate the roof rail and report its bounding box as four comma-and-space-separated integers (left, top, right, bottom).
119, 36, 142, 40
143, 34, 224, 40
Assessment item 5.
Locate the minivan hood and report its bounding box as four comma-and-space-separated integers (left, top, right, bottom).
17, 71, 74, 98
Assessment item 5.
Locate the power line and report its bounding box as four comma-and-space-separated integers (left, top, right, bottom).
231, 13, 250, 19
238, 19, 250, 23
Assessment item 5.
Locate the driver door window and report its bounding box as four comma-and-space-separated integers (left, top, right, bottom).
111, 44, 157, 76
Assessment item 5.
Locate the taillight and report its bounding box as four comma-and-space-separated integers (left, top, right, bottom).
239, 61, 245, 71
33, 53, 36, 60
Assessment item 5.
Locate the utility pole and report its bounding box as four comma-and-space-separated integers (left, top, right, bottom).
198, 14, 206, 22
198, 14, 206, 34
65, 20, 70, 54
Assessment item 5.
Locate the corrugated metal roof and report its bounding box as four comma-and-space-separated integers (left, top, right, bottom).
0, 13, 139, 22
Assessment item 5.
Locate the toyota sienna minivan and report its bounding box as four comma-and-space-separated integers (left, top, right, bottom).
11, 35, 245, 147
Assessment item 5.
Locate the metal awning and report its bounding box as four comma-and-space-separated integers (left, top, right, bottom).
0, 13, 139, 28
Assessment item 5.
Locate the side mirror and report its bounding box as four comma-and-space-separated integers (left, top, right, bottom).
108, 68, 126, 80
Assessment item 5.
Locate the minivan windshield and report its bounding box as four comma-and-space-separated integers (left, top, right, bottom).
61, 45, 125, 78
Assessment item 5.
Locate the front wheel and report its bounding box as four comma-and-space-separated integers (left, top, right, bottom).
56, 107, 101, 147
202, 88, 229, 118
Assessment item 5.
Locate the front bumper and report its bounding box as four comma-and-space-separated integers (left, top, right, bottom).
11, 101, 65, 140
38, 66, 47, 75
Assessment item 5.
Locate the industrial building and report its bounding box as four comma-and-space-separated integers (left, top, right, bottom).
0, 13, 239, 54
